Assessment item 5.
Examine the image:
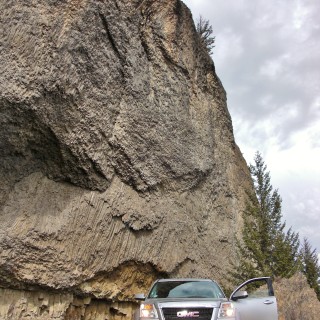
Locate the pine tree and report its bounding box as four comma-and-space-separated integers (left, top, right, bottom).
300, 238, 320, 300
196, 16, 215, 55
232, 152, 300, 283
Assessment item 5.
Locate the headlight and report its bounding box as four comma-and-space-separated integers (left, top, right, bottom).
218, 302, 235, 318
140, 303, 158, 318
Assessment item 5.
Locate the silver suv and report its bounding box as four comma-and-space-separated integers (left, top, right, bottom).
134, 277, 278, 320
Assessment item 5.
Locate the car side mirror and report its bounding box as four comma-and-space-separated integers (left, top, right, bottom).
231, 290, 248, 301
134, 293, 146, 300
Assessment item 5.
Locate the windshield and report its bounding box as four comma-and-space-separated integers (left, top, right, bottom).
148, 280, 225, 299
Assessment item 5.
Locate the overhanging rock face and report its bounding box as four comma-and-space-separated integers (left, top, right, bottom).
0, 0, 253, 318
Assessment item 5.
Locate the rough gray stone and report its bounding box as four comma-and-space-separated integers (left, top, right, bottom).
0, 0, 253, 318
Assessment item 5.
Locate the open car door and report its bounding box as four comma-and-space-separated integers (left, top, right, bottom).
230, 277, 278, 320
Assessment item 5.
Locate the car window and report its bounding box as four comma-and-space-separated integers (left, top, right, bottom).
148, 281, 225, 299
234, 278, 273, 298
242, 283, 268, 298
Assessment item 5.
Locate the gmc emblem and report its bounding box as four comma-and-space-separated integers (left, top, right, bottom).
177, 311, 200, 318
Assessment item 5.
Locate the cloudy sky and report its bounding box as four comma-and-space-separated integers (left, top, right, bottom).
183, 0, 320, 260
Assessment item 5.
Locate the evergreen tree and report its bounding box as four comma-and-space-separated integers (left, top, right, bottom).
232, 152, 300, 283
300, 238, 320, 300
196, 16, 215, 54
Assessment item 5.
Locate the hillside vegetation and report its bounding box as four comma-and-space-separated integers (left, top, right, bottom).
274, 273, 320, 320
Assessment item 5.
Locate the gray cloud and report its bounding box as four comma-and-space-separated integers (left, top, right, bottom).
184, 0, 320, 147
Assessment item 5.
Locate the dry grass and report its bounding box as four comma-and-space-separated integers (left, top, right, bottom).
273, 273, 320, 320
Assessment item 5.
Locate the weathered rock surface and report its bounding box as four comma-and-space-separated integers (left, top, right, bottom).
0, 0, 252, 318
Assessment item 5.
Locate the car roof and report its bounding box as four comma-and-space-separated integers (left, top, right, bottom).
156, 278, 215, 282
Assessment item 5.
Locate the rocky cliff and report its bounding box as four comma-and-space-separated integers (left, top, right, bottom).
0, 0, 253, 319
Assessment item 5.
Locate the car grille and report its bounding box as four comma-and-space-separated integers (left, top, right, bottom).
161, 308, 214, 320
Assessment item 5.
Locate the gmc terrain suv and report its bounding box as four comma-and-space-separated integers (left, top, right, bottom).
134, 277, 278, 320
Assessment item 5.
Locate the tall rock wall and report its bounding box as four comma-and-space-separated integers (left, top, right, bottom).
0, 0, 253, 318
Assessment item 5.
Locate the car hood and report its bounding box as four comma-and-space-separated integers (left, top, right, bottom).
145, 298, 227, 308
